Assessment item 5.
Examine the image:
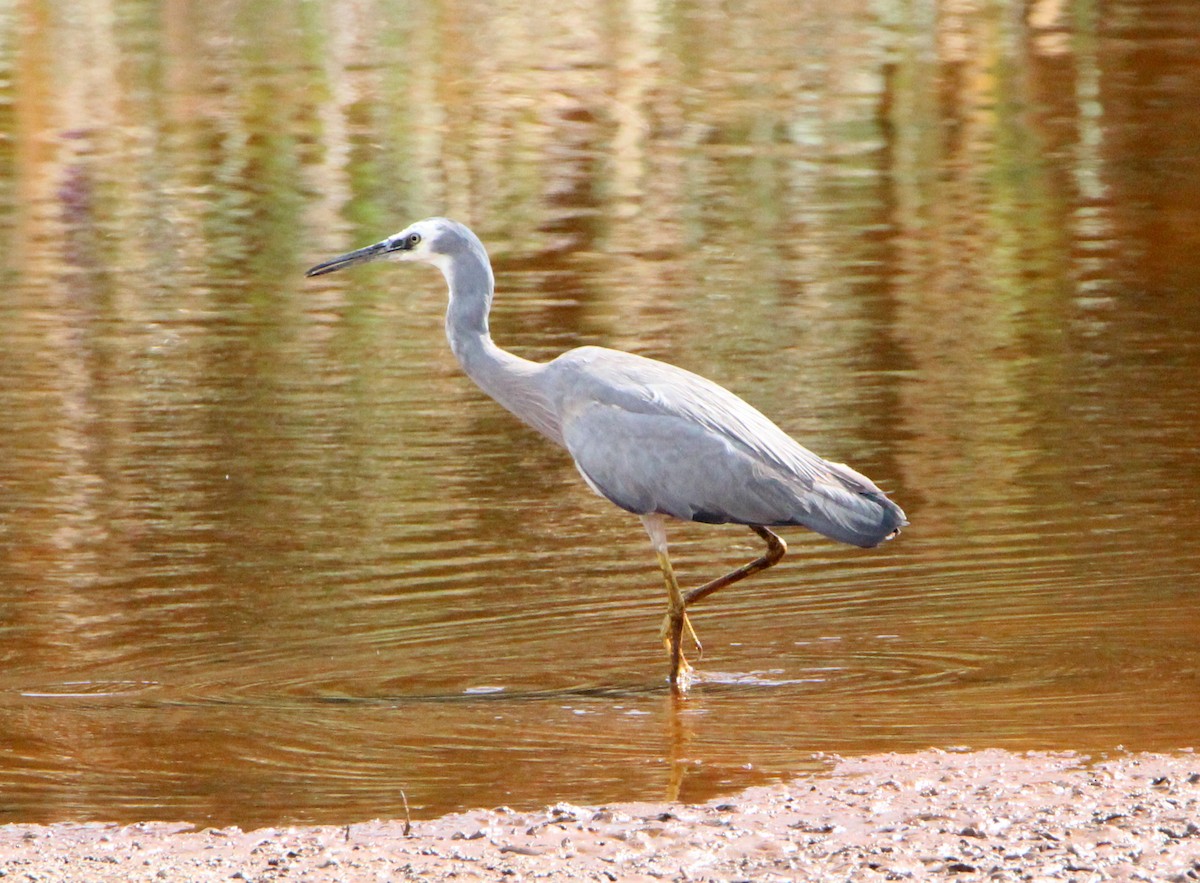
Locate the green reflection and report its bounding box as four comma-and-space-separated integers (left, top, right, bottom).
0, 0, 1197, 828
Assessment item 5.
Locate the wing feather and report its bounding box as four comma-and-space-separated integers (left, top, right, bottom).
548, 347, 906, 547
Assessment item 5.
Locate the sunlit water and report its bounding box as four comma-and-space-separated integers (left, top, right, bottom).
1, 0, 1199, 828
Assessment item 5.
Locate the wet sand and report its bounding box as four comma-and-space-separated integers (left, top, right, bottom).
3, 748, 1198, 881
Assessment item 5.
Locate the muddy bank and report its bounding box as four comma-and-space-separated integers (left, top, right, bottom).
3, 748, 1198, 881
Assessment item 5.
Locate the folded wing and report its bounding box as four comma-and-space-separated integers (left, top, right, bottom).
551, 347, 906, 548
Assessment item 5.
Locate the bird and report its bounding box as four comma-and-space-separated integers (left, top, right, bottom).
306, 218, 906, 693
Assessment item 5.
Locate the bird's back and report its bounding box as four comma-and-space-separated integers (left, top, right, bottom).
545, 347, 906, 548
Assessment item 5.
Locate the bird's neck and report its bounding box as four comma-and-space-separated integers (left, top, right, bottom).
441, 259, 562, 446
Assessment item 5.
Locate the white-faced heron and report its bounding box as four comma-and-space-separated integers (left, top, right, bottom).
307, 218, 906, 693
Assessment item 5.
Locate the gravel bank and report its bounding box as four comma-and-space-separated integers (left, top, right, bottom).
3, 749, 1198, 881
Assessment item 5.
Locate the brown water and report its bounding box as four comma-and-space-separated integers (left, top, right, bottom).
1, 0, 1198, 828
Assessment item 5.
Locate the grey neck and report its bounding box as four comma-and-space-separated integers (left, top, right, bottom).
440, 253, 562, 446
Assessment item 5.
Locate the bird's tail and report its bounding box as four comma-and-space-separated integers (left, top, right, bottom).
789, 461, 907, 548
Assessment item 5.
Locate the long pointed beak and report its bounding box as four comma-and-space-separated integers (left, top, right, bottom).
305, 240, 390, 277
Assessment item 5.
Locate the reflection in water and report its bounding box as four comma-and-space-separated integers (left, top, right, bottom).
1, 0, 1199, 828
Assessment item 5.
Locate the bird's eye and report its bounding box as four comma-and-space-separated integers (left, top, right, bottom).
407, 233, 421, 247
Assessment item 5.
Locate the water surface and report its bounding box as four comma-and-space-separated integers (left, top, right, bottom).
1, 0, 1198, 827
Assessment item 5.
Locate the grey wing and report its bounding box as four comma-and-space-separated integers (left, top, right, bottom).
562, 398, 905, 548
563, 401, 803, 524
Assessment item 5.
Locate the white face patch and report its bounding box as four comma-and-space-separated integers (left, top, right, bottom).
428, 251, 455, 274
392, 221, 445, 261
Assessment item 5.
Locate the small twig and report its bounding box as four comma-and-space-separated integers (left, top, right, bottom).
401, 789, 413, 837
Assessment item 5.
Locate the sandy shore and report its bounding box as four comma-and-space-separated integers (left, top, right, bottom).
3, 748, 1198, 881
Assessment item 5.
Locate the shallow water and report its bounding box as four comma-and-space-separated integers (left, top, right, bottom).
1, 0, 1198, 827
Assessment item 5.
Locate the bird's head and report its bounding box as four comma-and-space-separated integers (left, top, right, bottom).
305, 217, 480, 278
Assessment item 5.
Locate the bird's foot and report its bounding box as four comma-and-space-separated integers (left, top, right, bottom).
669, 654, 695, 695
684, 614, 703, 659
659, 610, 704, 659
662, 608, 699, 695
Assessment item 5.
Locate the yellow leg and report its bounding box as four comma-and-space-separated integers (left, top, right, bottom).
655, 550, 697, 690
684, 525, 787, 606
655, 555, 702, 658
642, 514, 696, 693
641, 517, 787, 694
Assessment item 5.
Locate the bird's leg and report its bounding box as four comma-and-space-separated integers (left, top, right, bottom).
651, 551, 703, 658
654, 548, 693, 690
684, 525, 787, 607
641, 515, 699, 692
